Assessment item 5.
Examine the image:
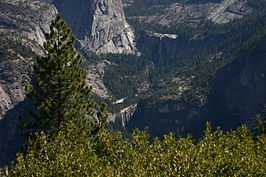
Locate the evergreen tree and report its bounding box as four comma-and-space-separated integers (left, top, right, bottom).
22, 14, 107, 137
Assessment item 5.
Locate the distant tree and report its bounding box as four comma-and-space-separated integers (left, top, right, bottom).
21, 14, 107, 138
252, 105, 266, 136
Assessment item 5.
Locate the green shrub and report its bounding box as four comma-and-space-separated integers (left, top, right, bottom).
7, 123, 266, 176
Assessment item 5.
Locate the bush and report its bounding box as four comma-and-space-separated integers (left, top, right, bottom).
7, 123, 266, 176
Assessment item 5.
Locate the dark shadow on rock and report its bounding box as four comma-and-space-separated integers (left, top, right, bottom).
0, 98, 33, 168
53, 0, 93, 39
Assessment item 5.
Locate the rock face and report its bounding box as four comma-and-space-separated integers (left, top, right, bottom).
0, 0, 137, 167
109, 103, 138, 127
0, 0, 57, 118
0, 0, 57, 47
0, 0, 57, 117
0, 59, 33, 120
0, 0, 56, 167
137, 0, 251, 26
54, 0, 138, 54
86, 61, 112, 99
207, 0, 252, 24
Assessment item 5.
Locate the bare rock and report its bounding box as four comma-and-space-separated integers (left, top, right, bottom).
0, 0, 56, 117
54, 0, 138, 54
208, 0, 252, 24
109, 104, 138, 127
137, 0, 252, 26
86, 61, 112, 99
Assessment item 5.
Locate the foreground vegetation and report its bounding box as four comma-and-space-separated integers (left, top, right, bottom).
6, 123, 266, 176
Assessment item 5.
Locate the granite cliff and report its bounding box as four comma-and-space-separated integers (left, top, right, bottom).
0, 0, 57, 119
54, 0, 138, 54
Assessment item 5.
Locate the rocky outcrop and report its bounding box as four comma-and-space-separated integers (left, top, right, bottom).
207, 0, 252, 24
54, 0, 138, 54
0, 59, 33, 119
0, 0, 57, 47
0, 0, 137, 166
86, 61, 112, 99
133, 0, 252, 26
109, 104, 138, 127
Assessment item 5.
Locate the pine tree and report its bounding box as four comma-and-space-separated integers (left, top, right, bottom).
22, 15, 107, 137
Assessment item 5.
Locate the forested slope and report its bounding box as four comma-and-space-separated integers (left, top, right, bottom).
102, 0, 266, 137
